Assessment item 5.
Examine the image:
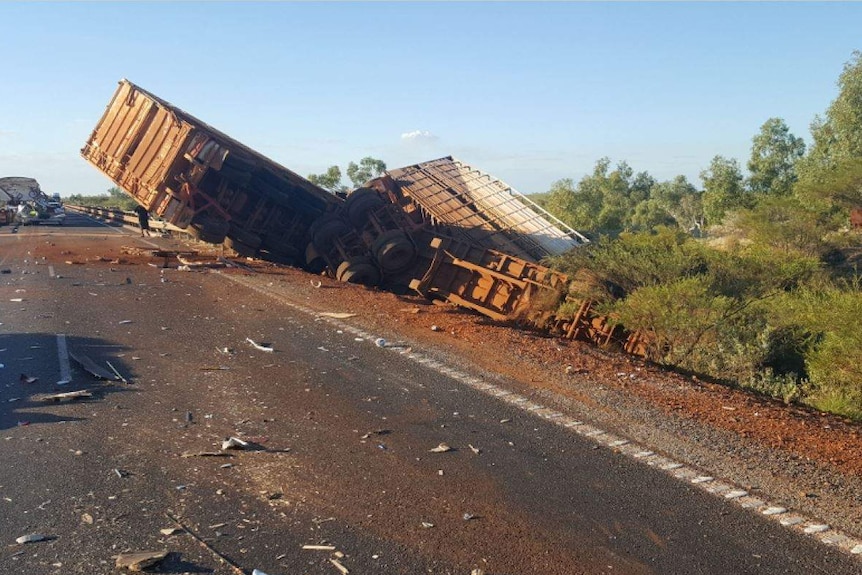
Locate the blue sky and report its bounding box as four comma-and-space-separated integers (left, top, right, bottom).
0, 2, 860, 197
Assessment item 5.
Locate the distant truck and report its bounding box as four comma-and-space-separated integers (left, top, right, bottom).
81, 79, 342, 263
0, 177, 65, 226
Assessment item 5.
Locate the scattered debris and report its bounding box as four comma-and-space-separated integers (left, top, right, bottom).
374, 338, 387, 347
421, 521, 435, 528
302, 544, 337, 551
69, 351, 118, 380
429, 443, 453, 453
16, 533, 47, 544
462, 513, 477, 521
360, 429, 391, 440
106, 360, 129, 384
164, 512, 245, 575
252, 570, 272, 575
10, 298, 23, 302
500, 418, 511, 424
81, 513, 94, 524
246, 338, 274, 353
114, 468, 128, 479
41, 390, 92, 402
160, 527, 183, 536
114, 550, 169, 571
319, 312, 357, 319
176, 254, 227, 269
471, 569, 485, 575
118, 320, 133, 325
330, 558, 349, 575
431, 325, 441, 332
181, 452, 232, 458
311, 279, 323, 288
468, 444, 481, 455
222, 437, 249, 451
19, 374, 38, 384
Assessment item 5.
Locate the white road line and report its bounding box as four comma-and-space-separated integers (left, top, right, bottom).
56, 334, 72, 386
219, 272, 862, 561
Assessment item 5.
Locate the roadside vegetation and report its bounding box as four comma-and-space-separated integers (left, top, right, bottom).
67, 186, 139, 212
543, 51, 862, 421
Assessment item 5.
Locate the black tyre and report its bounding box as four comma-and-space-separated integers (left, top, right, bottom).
345, 187, 384, 228
304, 242, 327, 274
372, 230, 416, 274
309, 214, 349, 252
335, 257, 380, 286
188, 213, 229, 244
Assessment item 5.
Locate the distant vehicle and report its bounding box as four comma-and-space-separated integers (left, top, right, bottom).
14, 201, 66, 225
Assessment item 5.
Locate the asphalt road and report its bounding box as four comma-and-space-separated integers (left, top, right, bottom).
1, 212, 859, 574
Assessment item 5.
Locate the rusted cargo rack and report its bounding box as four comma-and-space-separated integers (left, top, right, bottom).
81, 79, 341, 263
369, 157, 589, 263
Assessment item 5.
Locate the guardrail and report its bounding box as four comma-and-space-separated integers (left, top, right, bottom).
66, 205, 189, 236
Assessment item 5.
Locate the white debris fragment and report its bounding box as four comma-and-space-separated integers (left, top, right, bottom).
222, 436, 249, 451
246, 338, 274, 352
16, 533, 46, 544
429, 443, 452, 453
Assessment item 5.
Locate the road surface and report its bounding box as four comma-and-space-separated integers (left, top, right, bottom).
1, 212, 859, 574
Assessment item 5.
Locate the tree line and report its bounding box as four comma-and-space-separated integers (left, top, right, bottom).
544, 51, 862, 421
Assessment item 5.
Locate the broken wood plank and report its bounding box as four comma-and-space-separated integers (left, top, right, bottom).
41, 390, 92, 402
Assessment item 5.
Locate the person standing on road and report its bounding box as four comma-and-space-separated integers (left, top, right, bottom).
134, 204, 152, 237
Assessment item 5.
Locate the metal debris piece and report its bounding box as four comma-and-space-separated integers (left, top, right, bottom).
222, 437, 249, 451
16, 533, 47, 544
181, 451, 232, 458
463, 513, 477, 521
114, 550, 169, 571
468, 444, 481, 455
41, 390, 92, 402
246, 338, 274, 353
429, 443, 452, 453
106, 360, 129, 384
374, 338, 386, 347
330, 558, 349, 575
360, 429, 391, 439
310, 279, 322, 288
68, 351, 117, 380
119, 320, 133, 325
421, 521, 434, 528
302, 544, 336, 551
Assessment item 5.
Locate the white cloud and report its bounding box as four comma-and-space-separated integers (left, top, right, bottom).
400, 130, 438, 142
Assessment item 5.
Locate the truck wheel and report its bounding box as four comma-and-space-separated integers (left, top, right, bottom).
224, 236, 258, 258
336, 257, 380, 286
372, 230, 416, 274
310, 214, 349, 252
189, 214, 229, 244
304, 242, 327, 274
345, 187, 384, 228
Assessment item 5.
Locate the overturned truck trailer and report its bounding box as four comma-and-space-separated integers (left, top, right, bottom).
82, 80, 645, 355
81, 79, 340, 263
